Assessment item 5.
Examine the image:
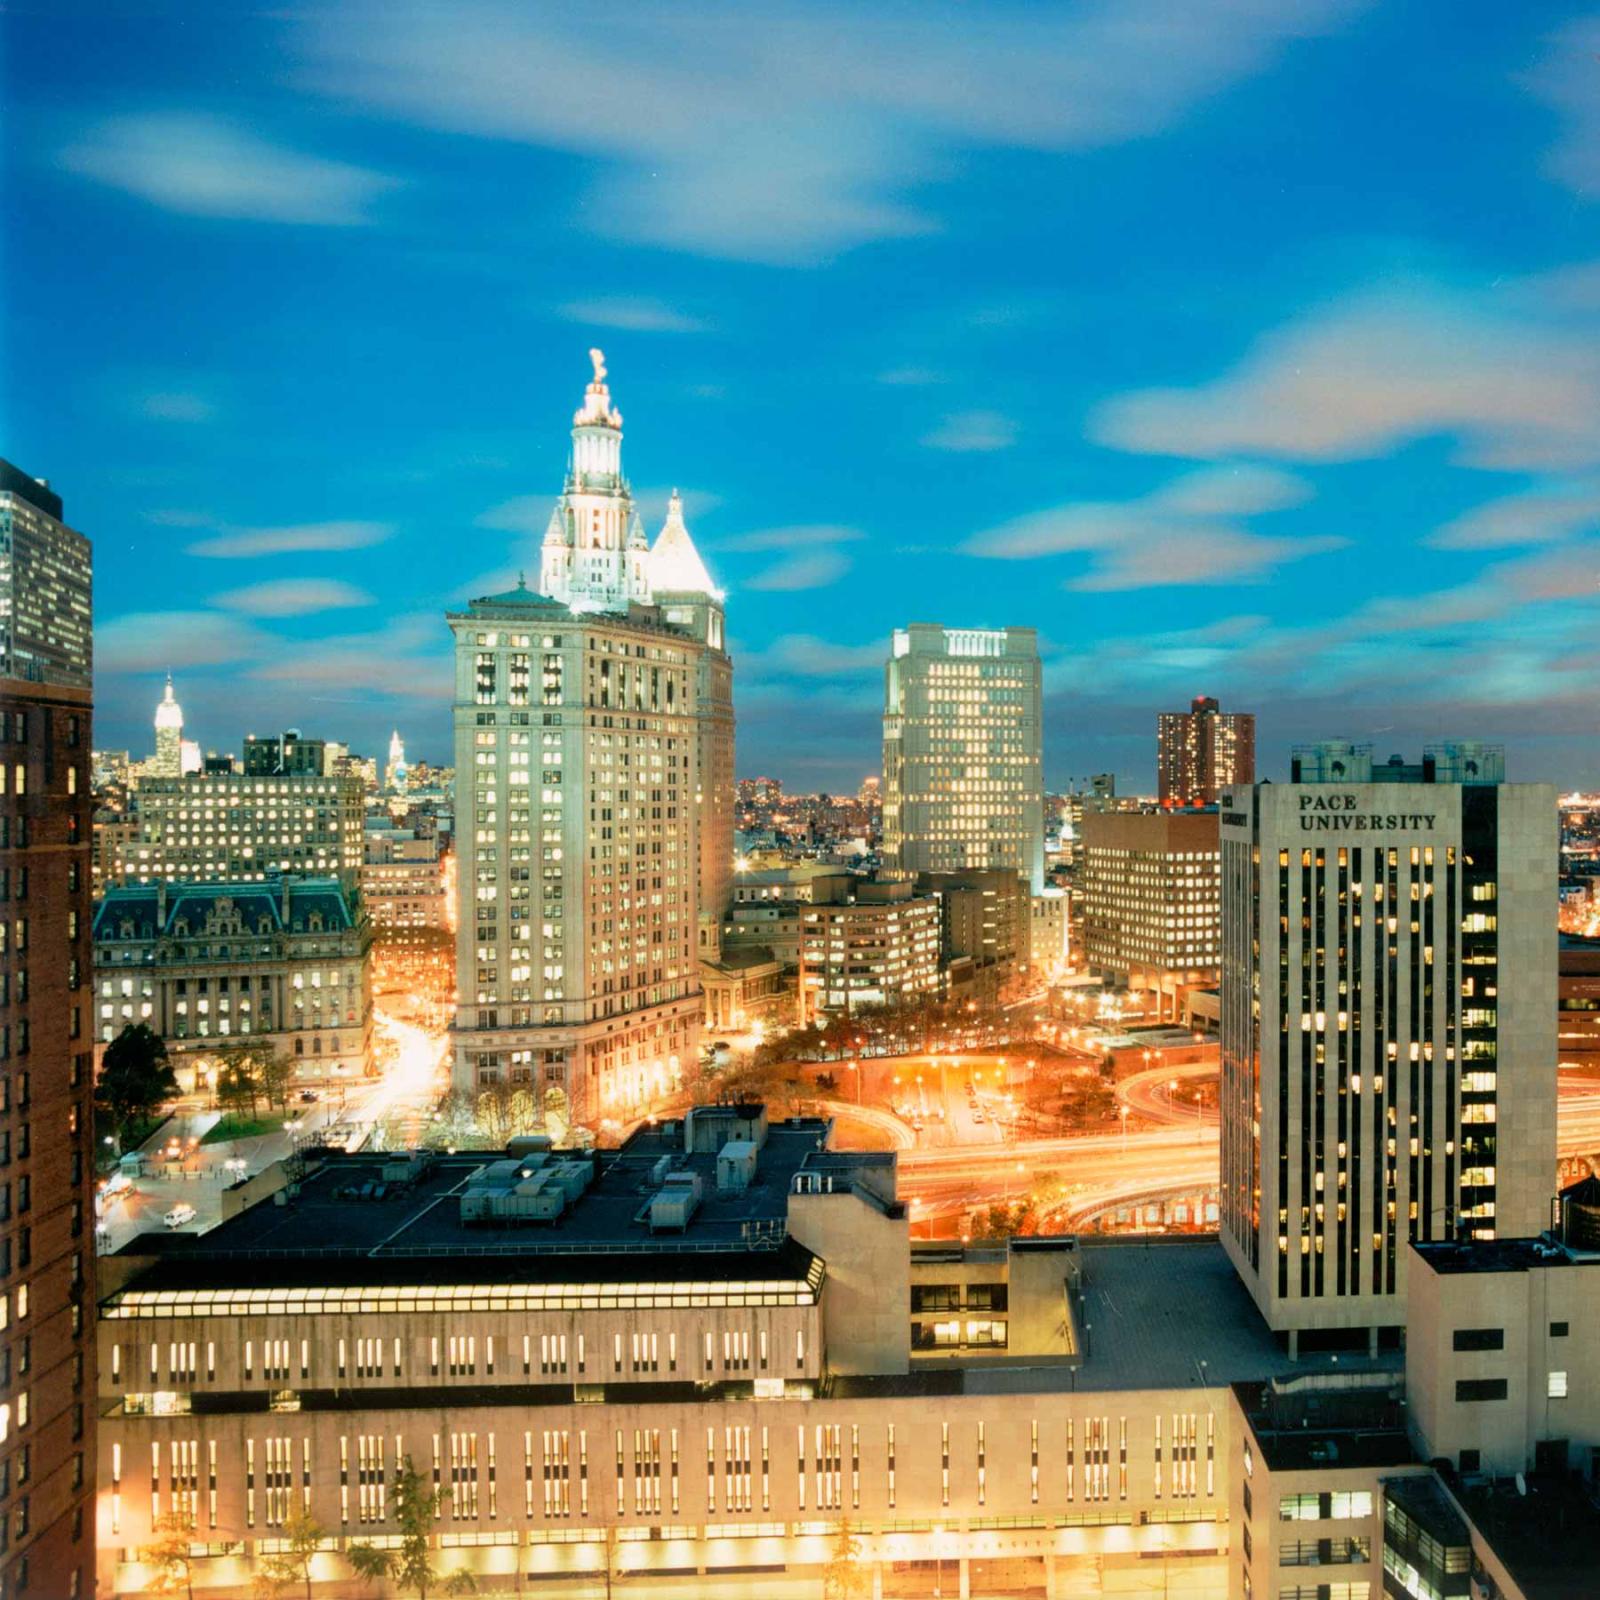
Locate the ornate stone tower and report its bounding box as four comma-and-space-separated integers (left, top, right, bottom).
538, 349, 653, 614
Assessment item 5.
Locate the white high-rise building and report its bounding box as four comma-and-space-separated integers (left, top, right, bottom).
882, 624, 1044, 893
152, 674, 184, 778
449, 354, 731, 1127
1219, 742, 1557, 1354
385, 728, 408, 791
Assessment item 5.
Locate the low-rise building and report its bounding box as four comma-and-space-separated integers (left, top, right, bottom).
799, 877, 941, 1019
94, 1111, 1351, 1600
92, 876, 373, 1088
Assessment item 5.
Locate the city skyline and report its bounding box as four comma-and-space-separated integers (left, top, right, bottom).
9, 3, 1600, 789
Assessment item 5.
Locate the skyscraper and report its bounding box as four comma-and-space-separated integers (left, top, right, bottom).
881, 624, 1044, 893
448, 354, 729, 1125
0, 462, 95, 1596
1157, 694, 1254, 806
1219, 742, 1556, 1353
0, 459, 93, 688
151, 676, 184, 778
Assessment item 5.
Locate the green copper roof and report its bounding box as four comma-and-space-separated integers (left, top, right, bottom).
470, 573, 566, 609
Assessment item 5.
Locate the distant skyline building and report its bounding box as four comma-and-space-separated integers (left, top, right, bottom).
151, 674, 184, 777
242, 728, 327, 777
386, 728, 408, 791
449, 353, 729, 1125
1219, 741, 1556, 1353
1158, 694, 1255, 806
882, 623, 1044, 893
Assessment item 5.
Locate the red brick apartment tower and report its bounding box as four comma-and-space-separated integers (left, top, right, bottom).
0, 460, 95, 1596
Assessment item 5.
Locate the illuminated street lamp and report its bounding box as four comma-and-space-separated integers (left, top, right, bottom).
1118, 1102, 1129, 1154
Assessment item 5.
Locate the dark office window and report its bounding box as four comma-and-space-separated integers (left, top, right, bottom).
1550, 1321, 1569, 1338
1452, 1328, 1504, 1352
1455, 1379, 1508, 1403
1459, 1449, 1481, 1472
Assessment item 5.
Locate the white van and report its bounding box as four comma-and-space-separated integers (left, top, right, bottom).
163, 1204, 196, 1229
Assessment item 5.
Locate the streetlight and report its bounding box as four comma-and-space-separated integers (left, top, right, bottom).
1119, 1103, 1129, 1154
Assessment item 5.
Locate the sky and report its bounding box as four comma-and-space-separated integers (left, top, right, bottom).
5, 0, 1600, 792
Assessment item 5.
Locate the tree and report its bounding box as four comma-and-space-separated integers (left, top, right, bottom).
215, 1041, 264, 1118
346, 1542, 396, 1595
96, 1024, 178, 1147
255, 1506, 327, 1600
146, 1508, 197, 1600
392, 1452, 446, 1599
821, 1520, 870, 1600
260, 1049, 296, 1117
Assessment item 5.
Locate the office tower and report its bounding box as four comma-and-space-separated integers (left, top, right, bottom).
1219, 742, 1556, 1353
881, 624, 1044, 893
0, 460, 94, 688
1157, 695, 1254, 806
107, 771, 365, 893
0, 462, 95, 1596
151, 675, 184, 778
1080, 808, 1221, 1021
241, 730, 327, 777
448, 354, 726, 1125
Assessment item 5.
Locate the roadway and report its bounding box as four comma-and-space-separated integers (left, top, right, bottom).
96, 1002, 450, 1252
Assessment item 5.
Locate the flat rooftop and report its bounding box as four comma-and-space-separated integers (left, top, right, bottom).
1234, 1378, 1413, 1472
840, 1237, 1401, 1398
1457, 1475, 1600, 1600
1414, 1235, 1600, 1275
110, 1116, 836, 1291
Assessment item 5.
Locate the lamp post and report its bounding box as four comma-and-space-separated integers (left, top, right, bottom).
1119, 1103, 1129, 1155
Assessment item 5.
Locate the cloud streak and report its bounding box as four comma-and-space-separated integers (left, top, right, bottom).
558, 296, 709, 333
965, 464, 1340, 590
1091, 285, 1600, 471
212, 579, 376, 617
61, 112, 398, 225
187, 521, 394, 558
301, 0, 1365, 261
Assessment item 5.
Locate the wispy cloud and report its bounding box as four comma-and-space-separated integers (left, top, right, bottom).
1427, 481, 1600, 549
921, 410, 1017, 452
877, 367, 944, 387
97, 610, 274, 673
714, 524, 862, 553
558, 296, 709, 333
301, 0, 1365, 261
1526, 14, 1600, 199
249, 615, 449, 699
60, 112, 398, 225
745, 549, 855, 591
1092, 284, 1600, 471
714, 524, 860, 590
187, 520, 393, 558
138, 391, 216, 423
740, 634, 885, 678
965, 464, 1340, 590
212, 578, 376, 617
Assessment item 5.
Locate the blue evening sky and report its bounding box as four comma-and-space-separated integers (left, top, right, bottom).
5, 1, 1599, 790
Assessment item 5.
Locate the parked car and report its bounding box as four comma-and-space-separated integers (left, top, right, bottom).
163, 1204, 196, 1229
